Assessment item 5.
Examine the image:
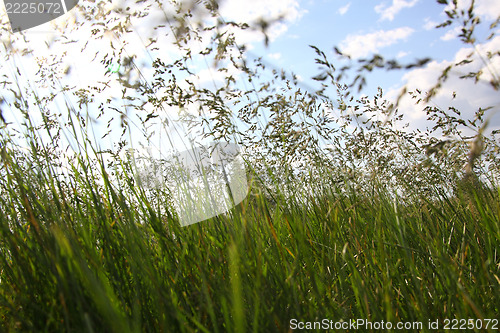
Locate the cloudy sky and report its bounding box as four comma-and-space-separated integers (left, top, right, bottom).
1, 0, 500, 151
237, 0, 500, 135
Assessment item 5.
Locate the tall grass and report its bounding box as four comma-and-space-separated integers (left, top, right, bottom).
1, 1, 499, 330
0, 106, 499, 331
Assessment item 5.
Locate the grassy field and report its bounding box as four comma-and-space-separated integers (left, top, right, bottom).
0, 128, 499, 332
1, 1, 499, 330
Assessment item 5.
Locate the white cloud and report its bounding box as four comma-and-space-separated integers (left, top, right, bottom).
385, 35, 500, 135
218, 0, 306, 44
443, 0, 500, 21
397, 51, 409, 58
338, 3, 351, 15
268, 52, 282, 60
423, 17, 438, 31
440, 26, 462, 41
340, 27, 414, 58
474, 0, 500, 20
375, 0, 419, 22
219, 0, 303, 23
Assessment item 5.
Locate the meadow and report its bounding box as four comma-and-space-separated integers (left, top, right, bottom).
1, 0, 500, 331
0, 90, 499, 332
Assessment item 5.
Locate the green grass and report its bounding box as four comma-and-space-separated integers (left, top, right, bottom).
0, 132, 499, 332
1, 1, 499, 329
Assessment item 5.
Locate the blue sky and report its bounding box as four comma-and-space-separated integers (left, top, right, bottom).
1, 0, 499, 155
235, 0, 500, 134
266, 0, 450, 90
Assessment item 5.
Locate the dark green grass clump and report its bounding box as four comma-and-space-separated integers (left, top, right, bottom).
0, 142, 498, 332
